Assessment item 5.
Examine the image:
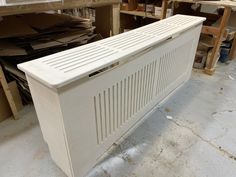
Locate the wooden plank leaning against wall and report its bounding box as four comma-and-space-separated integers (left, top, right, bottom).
0, 65, 19, 119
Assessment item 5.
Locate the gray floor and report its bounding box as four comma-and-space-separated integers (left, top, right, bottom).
1, 60, 236, 177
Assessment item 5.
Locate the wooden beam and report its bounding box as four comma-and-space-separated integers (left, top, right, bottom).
0, 66, 19, 119
120, 10, 161, 20
161, 0, 168, 19
95, 3, 120, 38
204, 6, 232, 75
95, 6, 111, 38
111, 3, 120, 35
201, 26, 219, 36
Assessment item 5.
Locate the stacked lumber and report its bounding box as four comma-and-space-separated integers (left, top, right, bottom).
0, 12, 97, 103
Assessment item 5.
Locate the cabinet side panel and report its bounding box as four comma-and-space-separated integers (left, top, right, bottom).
27, 76, 73, 177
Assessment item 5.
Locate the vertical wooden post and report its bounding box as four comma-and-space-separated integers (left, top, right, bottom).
229, 33, 236, 60
95, 6, 111, 38
95, 3, 120, 38
0, 65, 19, 119
111, 3, 120, 35
204, 6, 231, 75
161, 0, 168, 19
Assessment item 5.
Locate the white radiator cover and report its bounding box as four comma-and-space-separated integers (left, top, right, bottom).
18, 15, 205, 177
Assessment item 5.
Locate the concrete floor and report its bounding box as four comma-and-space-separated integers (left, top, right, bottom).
1, 60, 236, 177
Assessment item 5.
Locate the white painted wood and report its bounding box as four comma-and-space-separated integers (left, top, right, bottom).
18, 15, 205, 177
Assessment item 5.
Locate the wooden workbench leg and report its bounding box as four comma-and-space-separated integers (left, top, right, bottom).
161, 0, 168, 19
204, 7, 231, 75
229, 33, 236, 60
0, 66, 19, 119
111, 3, 120, 35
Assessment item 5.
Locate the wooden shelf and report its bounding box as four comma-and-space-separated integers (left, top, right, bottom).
120, 10, 161, 20
0, 0, 120, 16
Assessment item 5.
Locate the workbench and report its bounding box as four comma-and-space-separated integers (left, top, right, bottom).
0, 0, 121, 119
172, 0, 236, 75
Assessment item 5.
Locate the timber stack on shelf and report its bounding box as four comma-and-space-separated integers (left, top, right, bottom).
0, 0, 121, 121
172, 0, 236, 75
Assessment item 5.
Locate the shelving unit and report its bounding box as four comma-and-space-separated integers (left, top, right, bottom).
120, 0, 168, 20
172, 0, 236, 75
119, 0, 169, 34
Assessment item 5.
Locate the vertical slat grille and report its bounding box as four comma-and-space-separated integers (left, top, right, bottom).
94, 40, 194, 144
94, 61, 157, 144
156, 41, 193, 96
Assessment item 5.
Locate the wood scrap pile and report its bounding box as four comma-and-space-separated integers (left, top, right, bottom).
0, 12, 97, 103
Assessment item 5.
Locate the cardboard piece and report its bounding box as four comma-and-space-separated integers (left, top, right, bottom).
0, 40, 27, 56
31, 29, 95, 50
155, 7, 172, 18
0, 16, 37, 39
19, 13, 74, 30
31, 40, 63, 50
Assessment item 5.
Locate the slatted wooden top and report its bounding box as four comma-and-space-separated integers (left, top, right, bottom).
0, 0, 120, 16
